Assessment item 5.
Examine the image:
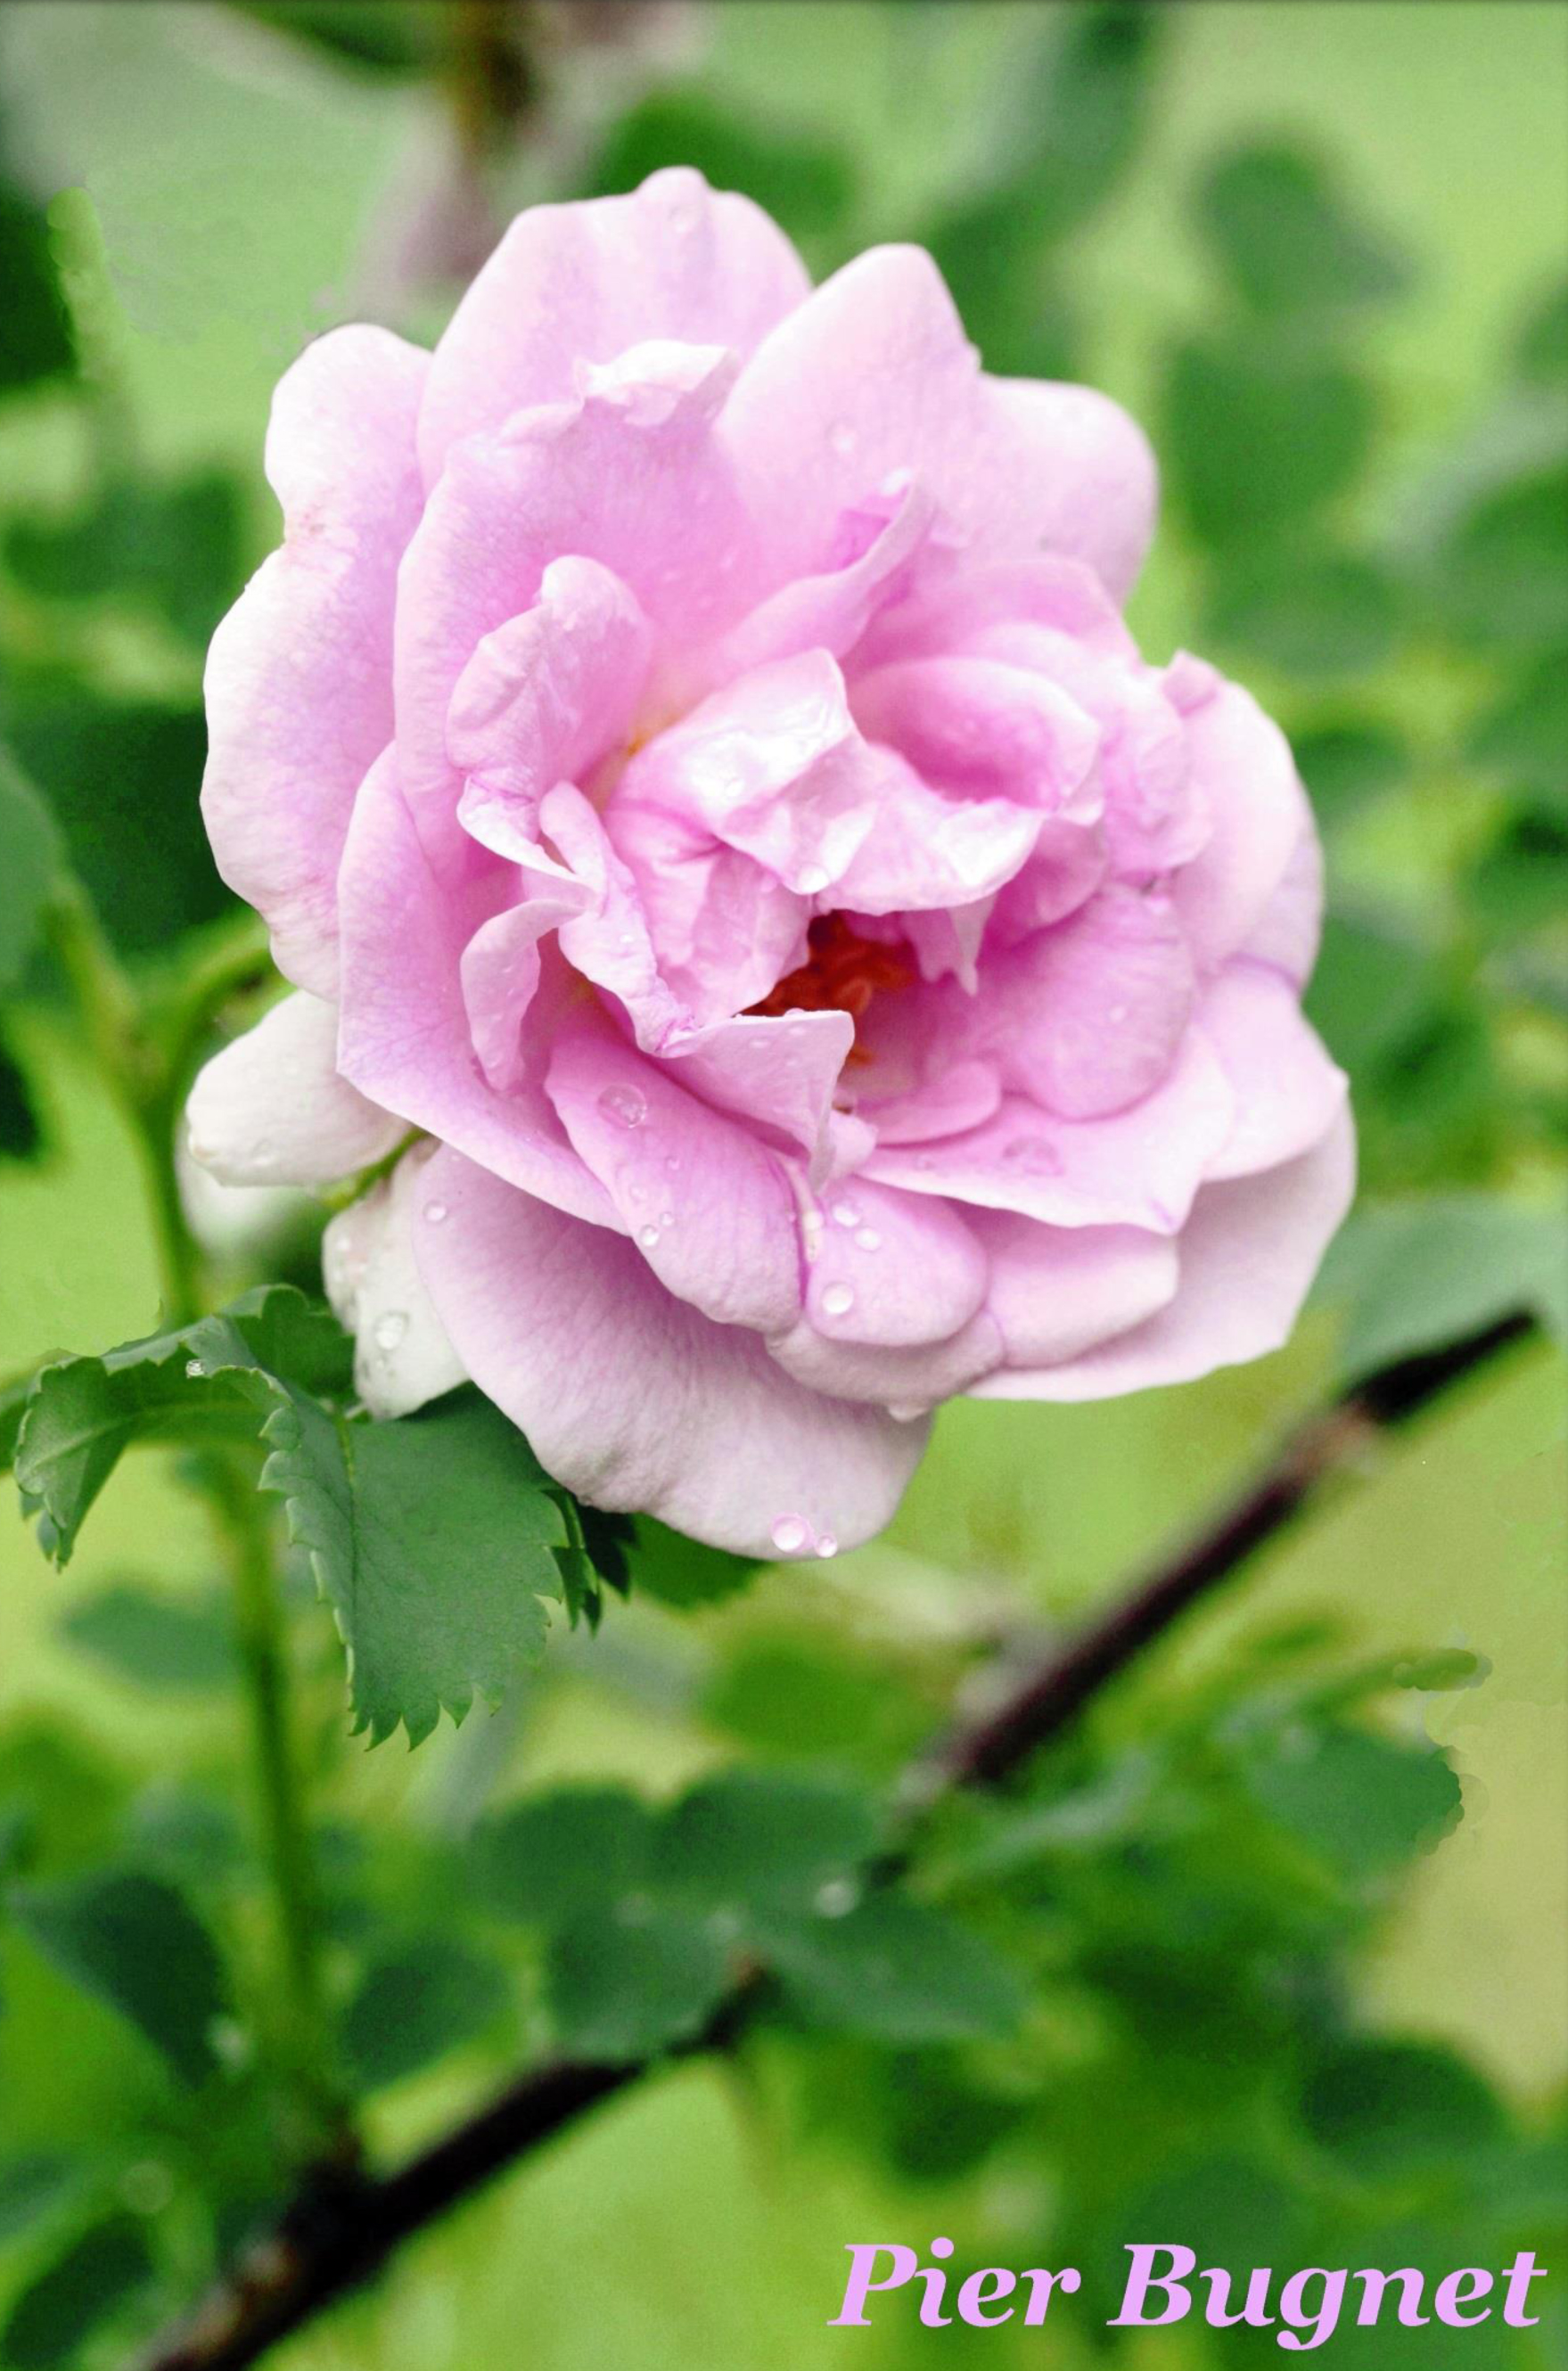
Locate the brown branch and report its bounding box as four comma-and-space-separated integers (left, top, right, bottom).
136, 1310, 1535, 2371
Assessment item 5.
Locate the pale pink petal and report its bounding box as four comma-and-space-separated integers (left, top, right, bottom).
858, 1059, 1003, 1144
1099, 678, 1211, 877
866, 1036, 1236, 1235
461, 886, 587, 1094
850, 655, 1100, 806
603, 797, 808, 1022
767, 1310, 1004, 1409
1170, 677, 1311, 972
860, 554, 1137, 670
830, 759, 1042, 915
322, 1144, 467, 1417
412, 1148, 927, 1556
666, 1009, 856, 1177
722, 247, 1156, 599
537, 783, 688, 1050
802, 1178, 988, 1348
546, 1027, 800, 1334
448, 556, 653, 841
397, 344, 761, 869
697, 477, 935, 693
988, 816, 1109, 941
1236, 822, 1325, 986
418, 168, 810, 480
201, 327, 428, 993
975, 885, 1195, 1119
1198, 960, 1348, 1182
185, 989, 403, 1188
973, 1210, 1178, 1370
335, 751, 617, 1228
976, 1109, 1356, 1400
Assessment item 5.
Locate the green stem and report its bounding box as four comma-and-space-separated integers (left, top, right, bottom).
210, 1456, 347, 2160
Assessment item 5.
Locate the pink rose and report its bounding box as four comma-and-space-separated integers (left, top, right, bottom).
187, 169, 1352, 1559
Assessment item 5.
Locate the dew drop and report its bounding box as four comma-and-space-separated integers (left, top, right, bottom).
659, 1210, 675, 1230
663, 1153, 682, 1174
828, 420, 857, 460
184, 1358, 206, 1381
815, 1876, 859, 1917
797, 864, 830, 897
820, 1281, 856, 1319
373, 1310, 408, 1353
597, 1083, 647, 1128
637, 1223, 661, 1250
770, 1513, 809, 1555
1002, 1136, 1062, 1177
815, 1532, 838, 1560
888, 1401, 925, 1423
853, 1227, 882, 1252
423, 1199, 448, 1226
830, 1200, 862, 1228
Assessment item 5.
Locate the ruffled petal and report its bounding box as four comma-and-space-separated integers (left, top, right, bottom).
976, 1108, 1356, 1401
865, 1034, 1236, 1235
412, 1148, 927, 1557
546, 1026, 800, 1333
335, 751, 617, 1227
418, 168, 810, 480
850, 654, 1100, 805
1171, 677, 1311, 972
185, 989, 403, 1188
800, 1177, 988, 1348
767, 1310, 1003, 1409
201, 327, 428, 992
322, 1144, 467, 1417
973, 1210, 1178, 1371
1198, 959, 1348, 1182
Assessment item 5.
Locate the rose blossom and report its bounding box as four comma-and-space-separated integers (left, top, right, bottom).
186, 168, 1353, 1559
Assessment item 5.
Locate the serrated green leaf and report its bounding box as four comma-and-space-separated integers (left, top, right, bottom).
60, 1585, 235, 1691
652, 1769, 882, 1916
0, 744, 62, 994
341, 1938, 511, 2089
8, 1869, 230, 2084
1317, 1195, 1566, 1378
546, 1902, 731, 2063
262, 1388, 567, 1745
0, 2214, 154, 2371
764, 1896, 1026, 2045
1196, 143, 1414, 319
472, 1787, 653, 1925
628, 1516, 759, 1611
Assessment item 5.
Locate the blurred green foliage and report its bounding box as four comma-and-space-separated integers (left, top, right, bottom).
0, 4, 1564, 2368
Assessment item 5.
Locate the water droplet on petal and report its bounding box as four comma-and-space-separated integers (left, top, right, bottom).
598, 1083, 648, 1128
423, 1199, 448, 1225
888, 1401, 925, 1423
828, 420, 857, 460
1002, 1136, 1062, 1177
853, 1227, 882, 1252
659, 1210, 674, 1230
771, 1513, 809, 1555
797, 864, 830, 897
815, 1532, 838, 1560
820, 1281, 855, 1320
637, 1223, 661, 1250
831, 1201, 862, 1228
663, 1154, 682, 1174
373, 1310, 408, 1352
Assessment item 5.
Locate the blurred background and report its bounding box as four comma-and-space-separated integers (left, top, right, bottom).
0, 4, 1564, 2366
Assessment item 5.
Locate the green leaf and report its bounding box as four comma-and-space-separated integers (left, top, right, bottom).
1305, 911, 1441, 1073
472, 1787, 653, 1925
228, 0, 444, 76
1465, 654, 1568, 802
1196, 143, 1414, 318
628, 1516, 760, 1611
262, 1387, 570, 1745
59, 1585, 235, 1691
0, 744, 62, 994
1317, 1195, 1566, 1378
546, 1902, 730, 2063
1465, 809, 1568, 940
0, 1024, 45, 1161
1293, 721, 1407, 825
7, 1869, 230, 2085
1515, 278, 1568, 383
652, 1769, 881, 1916
981, 0, 1162, 242
1204, 549, 1400, 677
0, 2154, 78, 2245
6, 471, 246, 649
1429, 462, 1568, 652
764, 1896, 1026, 2045
0, 167, 76, 398
0, 2214, 154, 2371
341, 1938, 511, 2089
1162, 336, 1375, 548
1242, 1724, 1462, 1881
1301, 2040, 1508, 2181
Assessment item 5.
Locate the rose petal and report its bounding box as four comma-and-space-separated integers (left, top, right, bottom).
323, 1144, 467, 1417
1171, 677, 1311, 972
1198, 959, 1348, 1182
201, 327, 428, 992
973, 1210, 1178, 1370
185, 989, 403, 1188
801, 1177, 989, 1349
413, 1147, 927, 1557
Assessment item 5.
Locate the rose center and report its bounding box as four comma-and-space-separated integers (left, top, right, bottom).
748, 912, 914, 1036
